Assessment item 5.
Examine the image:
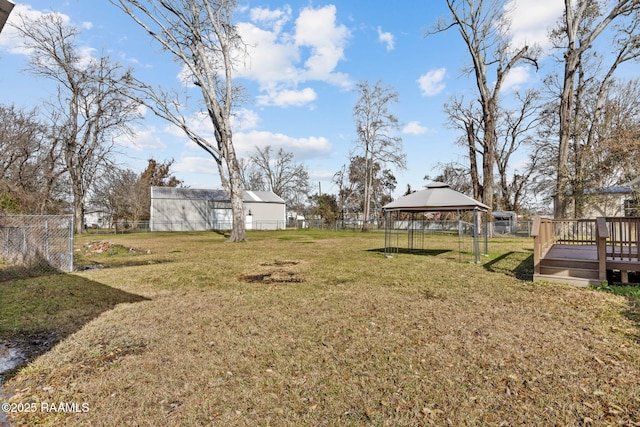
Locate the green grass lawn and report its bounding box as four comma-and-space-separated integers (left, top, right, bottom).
2, 230, 639, 426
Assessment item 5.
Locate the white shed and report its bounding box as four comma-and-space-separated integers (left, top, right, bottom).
150, 187, 286, 231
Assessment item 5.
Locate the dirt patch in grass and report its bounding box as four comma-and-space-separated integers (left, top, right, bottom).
240, 259, 304, 284
74, 240, 170, 271
78, 240, 150, 256
2, 231, 640, 426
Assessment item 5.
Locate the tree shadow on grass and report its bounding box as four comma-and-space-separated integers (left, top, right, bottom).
0, 263, 59, 284
0, 269, 149, 382
483, 250, 534, 281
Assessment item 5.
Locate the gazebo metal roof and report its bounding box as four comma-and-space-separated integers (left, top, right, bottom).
383, 182, 489, 212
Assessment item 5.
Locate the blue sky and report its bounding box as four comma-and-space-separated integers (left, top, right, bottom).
0, 0, 567, 198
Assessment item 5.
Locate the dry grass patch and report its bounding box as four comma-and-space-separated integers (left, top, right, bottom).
2, 230, 640, 426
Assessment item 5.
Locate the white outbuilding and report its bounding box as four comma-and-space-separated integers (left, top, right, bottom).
150, 187, 286, 231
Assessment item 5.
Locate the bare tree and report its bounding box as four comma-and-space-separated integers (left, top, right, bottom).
352, 80, 405, 230
247, 146, 311, 211
133, 158, 183, 222
553, 0, 640, 218
0, 104, 66, 214
90, 158, 182, 229
13, 13, 139, 233
90, 166, 139, 230
569, 78, 640, 216
429, 0, 539, 211
333, 164, 359, 219
443, 96, 482, 201
425, 162, 474, 195
343, 156, 397, 222
495, 89, 543, 212
111, 0, 248, 241
238, 158, 264, 193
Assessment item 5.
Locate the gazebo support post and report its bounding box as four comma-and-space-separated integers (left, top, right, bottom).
457, 210, 463, 263
483, 211, 489, 256
408, 212, 414, 252
473, 208, 481, 264
384, 210, 399, 258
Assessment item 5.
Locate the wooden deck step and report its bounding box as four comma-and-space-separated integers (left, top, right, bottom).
533, 273, 599, 288
538, 264, 599, 280
540, 258, 599, 270
537, 243, 602, 287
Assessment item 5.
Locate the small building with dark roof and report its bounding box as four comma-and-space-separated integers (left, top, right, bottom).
150, 187, 286, 231
562, 177, 640, 218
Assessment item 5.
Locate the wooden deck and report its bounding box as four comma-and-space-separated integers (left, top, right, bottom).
546, 244, 598, 261
532, 217, 640, 287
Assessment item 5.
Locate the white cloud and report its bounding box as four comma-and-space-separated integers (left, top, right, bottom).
168, 112, 332, 161
116, 127, 167, 151
294, 5, 350, 80
256, 87, 317, 107
231, 108, 260, 131
250, 5, 292, 33
0, 5, 68, 54
418, 68, 446, 96
501, 65, 532, 91
163, 110, 259, 140
504, 0, 564, 50
236, 4, 351, 106
173, 157, 218, 175
234, 130, 331, 160
236, 21, 301, 85
0, 5, 96, 66
309, 169, 336, 181
402, 121, 428, 135
377, 26, 395, 51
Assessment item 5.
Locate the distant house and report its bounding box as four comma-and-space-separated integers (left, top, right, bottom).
84, 209, 111, 229
573, 177, 640, 218
150, 187, 286, 231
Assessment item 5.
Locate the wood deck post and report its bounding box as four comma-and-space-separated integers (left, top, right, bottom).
595, 217, 608, 282
532, 217, 542, 277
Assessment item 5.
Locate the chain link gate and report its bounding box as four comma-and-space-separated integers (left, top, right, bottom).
0, 215, 74, 273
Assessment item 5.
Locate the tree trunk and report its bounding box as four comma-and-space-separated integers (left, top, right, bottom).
225, 139, 246, 242
73, 191, 85, 234
556, 50, 579, 219
362, 150, 372, 231
482, 101, 496, 212
466, 122, 481, 202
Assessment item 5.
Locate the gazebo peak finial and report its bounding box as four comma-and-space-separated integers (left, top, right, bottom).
425, 181, 450, 189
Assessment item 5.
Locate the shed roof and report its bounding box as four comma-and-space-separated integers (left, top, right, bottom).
244, 190, 285, 204
151, 187, 285, 204
383, 182, 489, 212
582, 176, 640, 195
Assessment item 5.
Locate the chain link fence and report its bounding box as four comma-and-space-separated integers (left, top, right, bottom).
0, 215, 74, 274
302, 218, 534, 237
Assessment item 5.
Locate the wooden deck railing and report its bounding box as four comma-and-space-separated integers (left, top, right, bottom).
604, 217, 640, 262
533, 216, 640, 282
531, 217, 554, 277
596, 217, 608, 281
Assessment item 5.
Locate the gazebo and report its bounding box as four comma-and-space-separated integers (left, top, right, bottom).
382, 182, 490, 263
